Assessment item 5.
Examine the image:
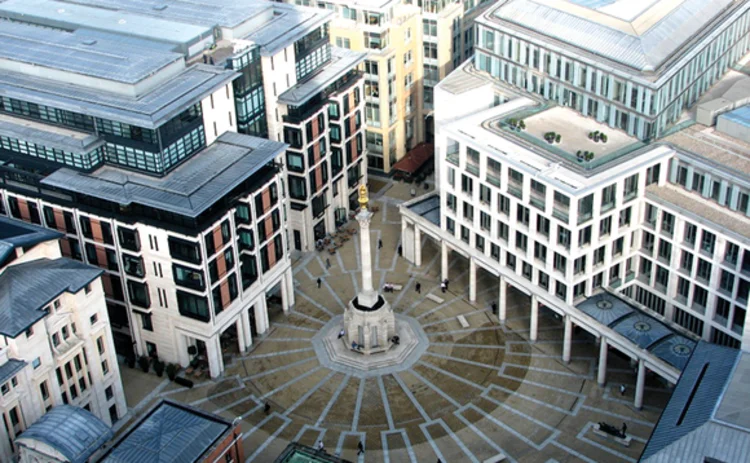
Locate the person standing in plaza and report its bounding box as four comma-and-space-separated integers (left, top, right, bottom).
398, 244, 402, 256
326, 258, 331, 269
444, 278, 449, 290
357, 441, 365, 455
416, 282, 421, 294
492, 302, 498, 314
317, 277, 322, 288
440, 281, 446, 293
378, 238, 383, 249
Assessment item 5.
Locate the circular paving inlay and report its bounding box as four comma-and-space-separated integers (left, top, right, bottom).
634, 320, 652, 332
311, 313, 430, 378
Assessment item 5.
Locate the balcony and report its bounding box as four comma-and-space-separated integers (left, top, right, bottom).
466, 163, 480, 176
446, 145, 459, 166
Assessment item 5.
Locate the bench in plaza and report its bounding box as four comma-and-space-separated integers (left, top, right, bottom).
457, 315, 470, 328
482, 455, 506, 463
426, 293, 444, 303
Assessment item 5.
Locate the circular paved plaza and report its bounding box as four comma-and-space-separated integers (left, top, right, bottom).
156, 191, 672, 463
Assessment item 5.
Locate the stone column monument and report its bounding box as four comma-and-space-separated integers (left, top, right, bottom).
344, 184, 395, 354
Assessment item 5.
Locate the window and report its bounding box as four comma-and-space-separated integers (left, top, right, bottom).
700, 230, 716, 255
515, 232, 528, 252
599, 216, 612, 237
461, 174, 473, 195
497, 194, 510, 215
684, 223, 697, 246
646, 164, 660, 186
461, 226, 470, 244
480, 212, 491, 231
680, 251, 694, 273
725, 242, 740, 266
578, 194, 593, 223
127, 281, 150, 308
619, 207, 632, 228
574, 256, 586, 275
141, 313, 153, 332
480, 185, 491, 204
657, 240, 672, 262
578, 226, 591, 247
97, 336, 105, 354
696, 259, 712, 282
534, 242, 547, 263
601, 184, 617, 211
32, 357, 41, 369
554, 252, 567, 275
623, 174, 638, 201
557, 226, 571, 249
516, 205, 530, 226
105, 386, 114, 400
463, 202, 474, 221
536, 216, 550, 237
661, 212, 675, 235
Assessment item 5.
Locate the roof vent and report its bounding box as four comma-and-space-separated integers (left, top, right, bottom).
118, 19, 127, 25
81, 39, 97, 46
57, 8, 65, 13
153, 4, 168, 10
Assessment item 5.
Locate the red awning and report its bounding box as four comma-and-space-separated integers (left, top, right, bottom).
391, 143, 433, 175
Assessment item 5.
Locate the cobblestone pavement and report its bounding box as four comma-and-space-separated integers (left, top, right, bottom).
138, 182, 672, 462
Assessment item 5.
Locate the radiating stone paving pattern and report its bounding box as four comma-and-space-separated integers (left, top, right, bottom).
156, 192, 671, 463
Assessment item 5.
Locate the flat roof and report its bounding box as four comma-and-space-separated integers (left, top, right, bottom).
278, 47, 367, 105
0, 64, 238, 129
242, 3, 333, 56
0, 257, 102, 338
0, 0, 210, 47
646, 184, 750, 243
577, 292, 696, 370
62, 0, 270, 30
661, 124, 750, 180
41, 132, 286, 217
641, 342, 744, 462
0, 21, 185, 85
101, 400, 231, 463
481, 0, 744, 75
720, 104, 750, 128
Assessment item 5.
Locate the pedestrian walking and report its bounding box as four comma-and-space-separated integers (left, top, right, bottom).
357, 441, 365, 455
264, 402, 270, 415
621, 422, 628, 436
619, 384, 626, 396
398, 244, 402, 256
317, 440, 325, 453
492, 302, 498, 314
378, 239, 383, 249
338, 329, 345, 339
326, 258, 331, 269
444, 278, 449, 290
440, 282, 446, 293
317, 277, 322, 288
416, 282, 421, 294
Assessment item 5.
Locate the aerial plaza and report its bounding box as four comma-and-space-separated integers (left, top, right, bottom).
148, 183, 672, 463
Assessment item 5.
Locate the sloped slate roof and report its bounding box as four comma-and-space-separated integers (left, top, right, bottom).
101, 400, 231, 463
0, 258, 102, 337
0, 358, 26, 385
487, 0, 739, 72
641, 342, 741, 462
16, 405, 112, 463
0, 216, 62, 263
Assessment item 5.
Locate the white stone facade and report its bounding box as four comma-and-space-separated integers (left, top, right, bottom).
0, 240, 126, 462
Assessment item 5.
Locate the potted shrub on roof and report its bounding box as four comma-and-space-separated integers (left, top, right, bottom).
601, 133, 608, 143
555, 134, 561, 143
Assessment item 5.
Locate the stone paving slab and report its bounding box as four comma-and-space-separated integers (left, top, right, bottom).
118, 177, 672, 462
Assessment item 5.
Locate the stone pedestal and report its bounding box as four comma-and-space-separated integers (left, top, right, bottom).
344, 296, 395, 354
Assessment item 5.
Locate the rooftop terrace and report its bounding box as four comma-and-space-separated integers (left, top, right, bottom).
488, 104, 647, 175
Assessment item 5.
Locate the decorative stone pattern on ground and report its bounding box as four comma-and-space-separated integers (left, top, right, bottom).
130, 186, 671, 463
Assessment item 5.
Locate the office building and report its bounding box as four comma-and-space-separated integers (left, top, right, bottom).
0, 217, 125, 462
472, 0, 750, 139
401, 34, 750, 408
286, 0, 496, 172
0, 0, 316, 379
